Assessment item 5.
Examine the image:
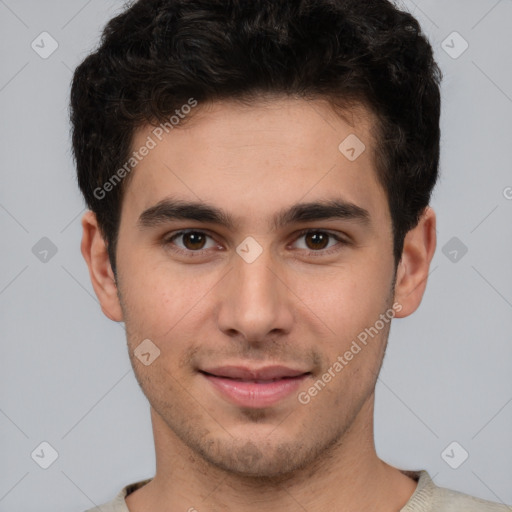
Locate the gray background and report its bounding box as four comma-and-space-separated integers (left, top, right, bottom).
1, 0, 511, 510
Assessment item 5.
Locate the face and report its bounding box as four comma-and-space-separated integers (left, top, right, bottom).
111, 97, 399, 477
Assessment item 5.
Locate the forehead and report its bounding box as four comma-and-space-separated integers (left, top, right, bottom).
121, 97, 388, 229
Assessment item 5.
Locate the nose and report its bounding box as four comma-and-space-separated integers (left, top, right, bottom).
216, 243, 294, 346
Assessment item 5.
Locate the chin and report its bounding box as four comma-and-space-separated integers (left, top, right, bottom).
196, 437, 313, 480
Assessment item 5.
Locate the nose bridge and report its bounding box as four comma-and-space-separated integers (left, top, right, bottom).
217, 241, 293, 340
237, 248, 276, 301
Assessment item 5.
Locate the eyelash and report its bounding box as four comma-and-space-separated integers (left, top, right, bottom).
162, 229, 350, 258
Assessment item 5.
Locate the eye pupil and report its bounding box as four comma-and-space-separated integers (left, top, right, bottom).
183, 232, 206, 250
305, 232, 329, 250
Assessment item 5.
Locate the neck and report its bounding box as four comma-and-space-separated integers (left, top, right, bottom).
126, 394, 417, 512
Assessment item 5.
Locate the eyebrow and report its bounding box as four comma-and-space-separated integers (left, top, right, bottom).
137, 197, 371, 231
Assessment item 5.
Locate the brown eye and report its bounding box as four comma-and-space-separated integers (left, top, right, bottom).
292, 229, 348, 255
304, 232, 330, 250
164, 230, 218, 254
181, 231, 207, 250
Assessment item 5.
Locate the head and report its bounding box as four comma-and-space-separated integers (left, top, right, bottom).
73, 0, 440, 478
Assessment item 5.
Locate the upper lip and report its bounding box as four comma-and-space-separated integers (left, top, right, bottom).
200, 365, 310, 380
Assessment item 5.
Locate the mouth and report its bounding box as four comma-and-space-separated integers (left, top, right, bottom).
199, 365, 311, 408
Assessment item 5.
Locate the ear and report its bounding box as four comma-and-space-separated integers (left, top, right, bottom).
80, 210, 123, 322
393, 206, 437, 317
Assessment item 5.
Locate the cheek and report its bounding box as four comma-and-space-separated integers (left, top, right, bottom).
119, 245, 175, 308
118, 258, 217, 353
291, 259, 390, 324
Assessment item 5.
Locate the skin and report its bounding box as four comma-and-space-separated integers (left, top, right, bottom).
81, 96, 436, 512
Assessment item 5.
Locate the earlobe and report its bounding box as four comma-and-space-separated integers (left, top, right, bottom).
80, 210, 124, 322
393, 207, 437, 318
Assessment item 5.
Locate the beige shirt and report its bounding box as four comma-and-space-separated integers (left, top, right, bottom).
84, 470, 511, 511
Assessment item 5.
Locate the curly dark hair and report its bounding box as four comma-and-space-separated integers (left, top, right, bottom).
70, 0, 442, 276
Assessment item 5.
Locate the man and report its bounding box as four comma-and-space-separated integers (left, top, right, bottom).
71, 0, 510, 511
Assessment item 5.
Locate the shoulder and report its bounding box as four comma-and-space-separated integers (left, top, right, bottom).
402, 470, 511, 512
431, 486, 511, 512
82, 478, 152, 512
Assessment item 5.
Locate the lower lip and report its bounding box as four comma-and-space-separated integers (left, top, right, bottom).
201, 373, 309, 408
